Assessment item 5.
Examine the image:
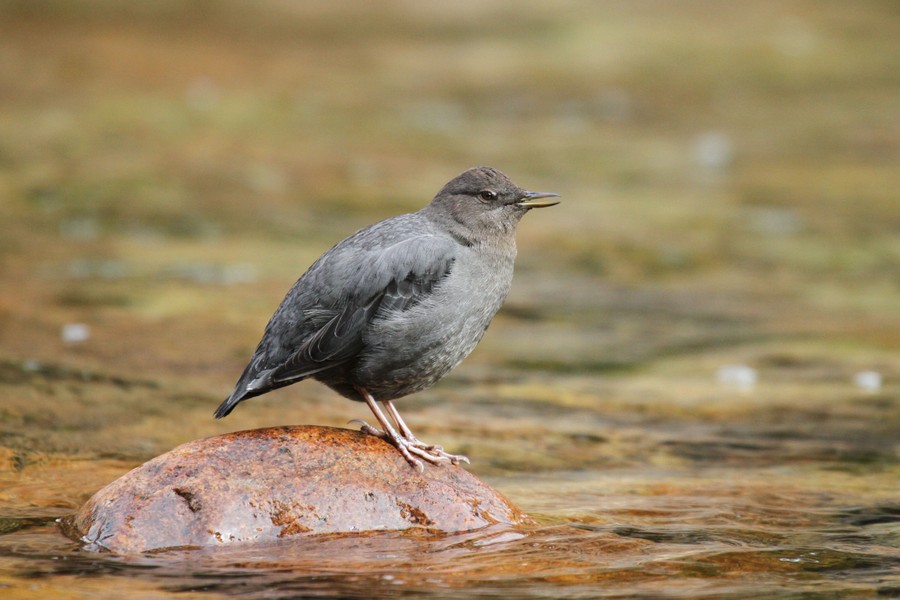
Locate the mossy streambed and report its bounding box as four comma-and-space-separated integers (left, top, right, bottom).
1, 1, 898, 598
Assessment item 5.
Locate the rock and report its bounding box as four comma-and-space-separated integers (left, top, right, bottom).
65, 425, 532, 553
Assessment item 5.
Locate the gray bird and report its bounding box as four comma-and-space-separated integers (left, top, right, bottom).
215, 166, 559, 470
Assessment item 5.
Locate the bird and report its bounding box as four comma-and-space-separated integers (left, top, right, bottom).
215, 166, 559, 470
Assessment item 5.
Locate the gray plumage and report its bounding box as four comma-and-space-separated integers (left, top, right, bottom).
215, 166, 558, 468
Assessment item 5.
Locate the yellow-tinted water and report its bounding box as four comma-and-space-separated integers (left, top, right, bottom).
2, 359, 897, 598
1, 1, 898, 598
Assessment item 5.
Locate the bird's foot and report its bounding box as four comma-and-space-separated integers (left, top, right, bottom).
402, 437, 470, 466
351, 420, 468, 469
349, 419, 389, 440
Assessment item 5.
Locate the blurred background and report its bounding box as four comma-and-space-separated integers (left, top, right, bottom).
0, 0, 898, 596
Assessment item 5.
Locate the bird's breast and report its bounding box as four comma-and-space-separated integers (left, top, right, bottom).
351, 247, 515, 400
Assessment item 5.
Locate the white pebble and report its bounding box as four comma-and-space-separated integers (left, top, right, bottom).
61, 323, 91, 344
853, 371, 882, 392
717, 364, 757, 390
694, 130, 733, 171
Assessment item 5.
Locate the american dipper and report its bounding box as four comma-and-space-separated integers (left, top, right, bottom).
215, 167, 559, 470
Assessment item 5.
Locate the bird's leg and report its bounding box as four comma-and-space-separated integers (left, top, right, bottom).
384, 400, 469, 466
355, 387, 451, 470
382, 400, 424, 443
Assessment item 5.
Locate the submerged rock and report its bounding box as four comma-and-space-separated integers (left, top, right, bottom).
66, 425, 532, 553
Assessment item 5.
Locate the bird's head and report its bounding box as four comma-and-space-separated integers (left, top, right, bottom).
428, 166, 559, 237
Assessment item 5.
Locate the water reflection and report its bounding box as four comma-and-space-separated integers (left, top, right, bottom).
1, 476, 898, 598
1, 345, 897, 598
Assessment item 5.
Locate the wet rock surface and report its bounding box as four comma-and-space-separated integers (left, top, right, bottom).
66, 426, 532, 554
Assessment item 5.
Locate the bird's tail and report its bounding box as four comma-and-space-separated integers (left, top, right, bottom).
214, 365, 274, 419
214, 358, 329, 418
214, 389, 246, 419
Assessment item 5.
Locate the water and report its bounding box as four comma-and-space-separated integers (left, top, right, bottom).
1, 364, 897, 598
1, 1, 899, 597
2, 484, 897, 598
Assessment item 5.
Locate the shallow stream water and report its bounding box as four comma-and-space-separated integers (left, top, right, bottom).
2, 1, 899, 597
1, 355, 897, 598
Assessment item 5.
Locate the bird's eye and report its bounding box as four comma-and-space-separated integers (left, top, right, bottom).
478, 190, 497, 201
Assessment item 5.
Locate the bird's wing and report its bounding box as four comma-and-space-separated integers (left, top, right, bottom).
264, 295, 379, 387
215, 232, 458, 417
267, 234, 457, 386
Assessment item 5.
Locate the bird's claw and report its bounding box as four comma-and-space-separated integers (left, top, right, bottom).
399, 437, 469, 467
349, 419, 389, 439
404, 437, 469, 465
354, 421, 468, 469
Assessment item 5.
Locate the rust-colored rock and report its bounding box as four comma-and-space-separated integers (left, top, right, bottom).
66, 425, 532, 553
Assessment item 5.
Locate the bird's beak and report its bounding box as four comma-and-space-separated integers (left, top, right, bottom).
517, 191, 560, 209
